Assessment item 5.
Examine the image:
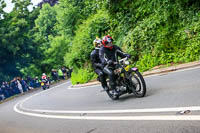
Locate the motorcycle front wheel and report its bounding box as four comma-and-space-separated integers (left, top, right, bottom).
42, 85, 46, 90
128, 71, 146, 97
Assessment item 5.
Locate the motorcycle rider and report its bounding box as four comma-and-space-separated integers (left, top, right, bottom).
42, 73, 47, 80
41, 73, 49, 87
90, 38, 108, 91
99, 35, 131, 95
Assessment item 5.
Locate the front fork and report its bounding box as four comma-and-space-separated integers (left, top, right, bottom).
124, 67, 138, 89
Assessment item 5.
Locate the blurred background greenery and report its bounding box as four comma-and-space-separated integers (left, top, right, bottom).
0, 0, 200, 84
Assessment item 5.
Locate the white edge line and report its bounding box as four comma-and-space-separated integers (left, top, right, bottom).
19, 106, 200, 114
13, 104, 200, 120
13, 73, 200, 121
68, 84, 101, 90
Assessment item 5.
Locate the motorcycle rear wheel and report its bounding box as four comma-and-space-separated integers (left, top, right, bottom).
128, 71, 146, 97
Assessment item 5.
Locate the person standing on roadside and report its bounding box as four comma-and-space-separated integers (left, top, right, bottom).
58, 68, 64, 80
1, 82, 9, 98
17, 78, 23, 94
51, 69, 58, 82
62, 67, 67, 79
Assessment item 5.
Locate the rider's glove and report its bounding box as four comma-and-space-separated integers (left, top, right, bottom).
125, 54, 131, 58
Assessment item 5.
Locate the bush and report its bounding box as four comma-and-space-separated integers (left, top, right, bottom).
64, 9, 110, 68
64, 10, 109, 84
70, 67, 97, 85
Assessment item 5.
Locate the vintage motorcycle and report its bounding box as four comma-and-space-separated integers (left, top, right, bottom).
104, 53, 146, 100
41, 79, 50, 90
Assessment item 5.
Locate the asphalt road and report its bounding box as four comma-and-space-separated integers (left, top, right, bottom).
0, 66, 200, 133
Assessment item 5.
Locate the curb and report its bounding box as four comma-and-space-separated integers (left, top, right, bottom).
142, 61, 200, 76
71, 61, 200, 88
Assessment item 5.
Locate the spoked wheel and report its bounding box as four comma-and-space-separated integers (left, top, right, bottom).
128, 71, 146, 97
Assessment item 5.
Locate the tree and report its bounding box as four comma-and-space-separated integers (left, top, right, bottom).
35, 3, 57, 46
0, 0, 6, 17
0, 0, 41, 81
38, 0, 58, 7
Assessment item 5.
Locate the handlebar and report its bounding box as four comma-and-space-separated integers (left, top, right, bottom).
118, 57, 128, 63
105, 57, 128, 68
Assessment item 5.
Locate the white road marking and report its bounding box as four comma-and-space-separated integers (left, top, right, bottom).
17, 81, 71, 106
14, 92, 200, 121
13, 104, 200, 120
68, 84, 101, 90
13, 67, 200, 121
18, 105, 200, 114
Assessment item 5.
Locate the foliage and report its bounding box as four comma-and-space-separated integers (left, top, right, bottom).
70, 66, 97, 85
64, 10, 109, 83
0, 0, 6, 16
38, 0, 59, 7
106, 0, 200, 72
55, 0, 81, 37
0, 0, 40, 81
42, 35, 70, 70
1, 0, 200, 84
35, 4, 57, 44
64, 10, 109, 68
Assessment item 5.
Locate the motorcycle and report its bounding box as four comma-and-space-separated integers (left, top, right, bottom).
41, 79, 50, 90
104, 52, 146, 100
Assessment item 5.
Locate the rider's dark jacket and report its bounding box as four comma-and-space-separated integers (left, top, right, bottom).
90, 48, 102, 69
99, 45, 128, 66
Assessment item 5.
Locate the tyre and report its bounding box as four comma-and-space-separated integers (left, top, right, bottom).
128, 71, 146, 97
42, 85, 46, 90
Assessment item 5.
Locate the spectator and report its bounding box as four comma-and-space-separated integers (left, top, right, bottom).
61, 67, 67, 79
17, 78, 23, 94
47, 76, 51, 84
29, 78, 35, 89
0, 87, 5, 101
58, 68, 64, 80
21, 78, 29, 92
10, 79, 19, 95
51, 69, 58, 82
1, 82, 10, 98
5, 82, 13, 97
34, 77, 40, 88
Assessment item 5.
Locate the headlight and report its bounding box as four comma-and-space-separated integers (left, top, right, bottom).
125, 61, 130, 65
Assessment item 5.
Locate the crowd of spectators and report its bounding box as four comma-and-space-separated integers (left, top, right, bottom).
0, 67, 72, 101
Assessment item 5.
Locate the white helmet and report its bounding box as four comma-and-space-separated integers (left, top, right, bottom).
42, 73, 46, 76
93, 38, 102, 48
